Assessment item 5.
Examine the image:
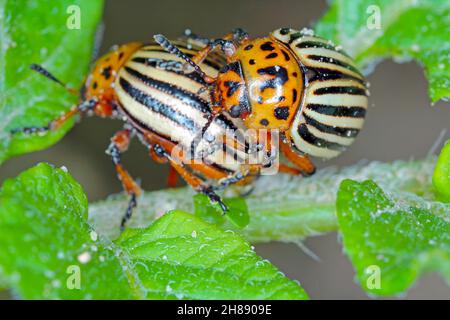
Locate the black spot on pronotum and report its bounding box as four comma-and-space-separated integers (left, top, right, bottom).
260, 41, 275, 51
118, 52, 124, 60
249, 59, 255, 65
92, 81, 98, 89
265, 52, 278, 59
292, 72, 298, 77
224, 81, 241, 97
274, 106, 290, 120
244, 44, 254, 50
101, 66, 112, 80
292, 89, 298, 102
279, 28, 291, 35
281, 50, 290, 61
260, 118, 269, 126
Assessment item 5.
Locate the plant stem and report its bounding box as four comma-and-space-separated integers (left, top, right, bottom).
89, 157, 437, 242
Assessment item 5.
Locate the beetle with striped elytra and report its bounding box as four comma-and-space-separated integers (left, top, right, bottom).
12, 27, 368, 230
10, 31, 288, 230
155, 27, 369, 173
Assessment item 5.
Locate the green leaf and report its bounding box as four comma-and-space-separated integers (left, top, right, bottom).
193, 194, 250, 229
337, 179, 450, 296
433, 140, 450, 202
0, 163, 306, 299
315, 0, 450, 103
0, 163, 135, 299
0, 0, 104, 164
116, 210, 308, 299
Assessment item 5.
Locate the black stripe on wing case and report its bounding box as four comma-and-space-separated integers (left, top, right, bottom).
307, 104, 366, 118
288, 32, 303, 44
304, 114, 360, 138
298, 124, 346, 151
119, 77, 200, 132
124, 66, 210, 114
314, 86, 367, 96
295, 41, 351, 58
307, 54, 363, 77
307, 67, 366, 85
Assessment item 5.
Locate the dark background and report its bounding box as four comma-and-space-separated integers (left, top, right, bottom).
1, 0, 449, 299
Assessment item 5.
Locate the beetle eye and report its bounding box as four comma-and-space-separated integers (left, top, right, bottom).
229, 105, 242, 118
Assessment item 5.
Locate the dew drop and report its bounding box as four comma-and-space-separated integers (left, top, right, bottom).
77, 251, 91, 264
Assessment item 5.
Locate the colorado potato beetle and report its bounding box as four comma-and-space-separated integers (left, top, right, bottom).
156, 27, 369, 172
14, 33, 275, 230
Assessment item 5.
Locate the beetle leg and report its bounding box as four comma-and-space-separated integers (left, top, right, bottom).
166, 165, 179, 188
10, 98, 97, 136
146, 141, 178, 188
139, 130, 229, 211
217, 164, 259, 189
106, 128, 142, 231
279, 139, 316, 176
153, 144, 228, 213
278, 164, 302, 175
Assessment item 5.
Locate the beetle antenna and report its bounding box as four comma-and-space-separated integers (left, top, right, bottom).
30, 64, 77, 95
153, 34, 209, 80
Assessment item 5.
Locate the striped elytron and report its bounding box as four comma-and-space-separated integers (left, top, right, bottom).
15, 34, 269, 229
156, 27, 369, 170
